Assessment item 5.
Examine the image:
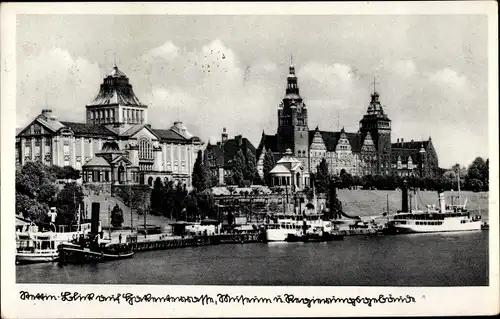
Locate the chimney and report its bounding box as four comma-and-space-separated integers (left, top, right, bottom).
235, 135, 242, 146
401, 138, 404, 147
41, 109, 52, 118
438, 192, 446, 213
396, 138, 400, 144
401, 180, 409, 212
221, 127, 228, 146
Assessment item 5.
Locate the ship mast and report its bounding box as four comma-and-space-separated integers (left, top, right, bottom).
457, 170, 461, 206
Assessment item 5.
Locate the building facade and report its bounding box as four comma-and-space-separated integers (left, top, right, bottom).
256, 62, 439, 180
204, 128, 257, 185
16, 64, 204, 187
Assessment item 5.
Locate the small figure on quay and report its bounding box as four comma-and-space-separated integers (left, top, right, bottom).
119, 233, 122, 243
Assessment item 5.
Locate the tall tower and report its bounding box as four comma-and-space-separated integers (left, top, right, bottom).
277, 59, 309, 170
359, 83, 392, 175
86, 64, 148, 135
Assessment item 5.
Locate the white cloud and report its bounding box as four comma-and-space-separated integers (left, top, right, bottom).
393, 60, 417, 77
17, 47, 101, 127
142, 41, 179, 62
428, 68, 469, 89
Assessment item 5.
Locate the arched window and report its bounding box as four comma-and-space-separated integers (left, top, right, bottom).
138, 138, 153, 160
148, 176, 153, 186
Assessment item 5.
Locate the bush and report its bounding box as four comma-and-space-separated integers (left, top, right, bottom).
111, 204, 124, 228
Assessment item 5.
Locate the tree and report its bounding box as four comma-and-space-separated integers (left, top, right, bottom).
173, 183, 187, 220
55, 182, 84, 226
192, 150, 209, 192
244, 149, 257, 182
339, 169, 353, 189
262, 150, 276, 186
466, 157, 488, 191
37, 183, 59, 205
162, 180, 176, 219
150, 177, 164, 215
232, 149, 245, 186
314, 158, 330, 194
110, 204, 124, 228
184, 191, 199, 221
224, 175, 235, 186
198, 189, 216, 219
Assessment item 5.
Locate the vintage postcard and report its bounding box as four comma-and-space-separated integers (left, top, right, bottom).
1, 1, 498, 318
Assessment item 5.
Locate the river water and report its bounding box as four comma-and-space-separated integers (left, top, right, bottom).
17, 231, 488, 286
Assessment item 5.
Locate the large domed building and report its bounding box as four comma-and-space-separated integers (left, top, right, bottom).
16, 64, 204, 188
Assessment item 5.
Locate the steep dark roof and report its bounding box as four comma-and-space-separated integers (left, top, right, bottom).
222, 137, 256, 167
88, 66, 144, 106
60, 121, 116, 137
391, 140, 429, 150
152, 129, 188, 143
256, 134, 278, 159
205, 143, 224, 167
390, 140, 429, 164
391, 148, 421, 164
308, 130, 362, 152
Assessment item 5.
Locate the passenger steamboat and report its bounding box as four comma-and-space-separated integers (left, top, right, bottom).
383, 177, 482, 234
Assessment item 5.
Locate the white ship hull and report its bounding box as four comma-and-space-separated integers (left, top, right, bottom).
265, 229, 300, 242
388, 220, 482, 234
16, 250, 59, 264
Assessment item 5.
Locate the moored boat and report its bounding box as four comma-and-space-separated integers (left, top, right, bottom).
286, 232, 344, 242
58, 234, 134, 264
16, 221, 94, 264
264, 212, 332, 242
382, 179, 482, 234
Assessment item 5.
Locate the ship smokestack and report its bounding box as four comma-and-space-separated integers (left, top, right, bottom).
329, 180, 338, 219
401, 180, 409, 212
438, 192, 446, 213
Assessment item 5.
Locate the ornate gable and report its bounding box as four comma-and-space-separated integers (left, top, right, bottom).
335, 129, 352, 152
309, 128, 326, 151
361, 132, 376, 152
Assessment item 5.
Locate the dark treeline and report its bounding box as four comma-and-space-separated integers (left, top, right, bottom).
16, 162, 83, 225
311, 156, 489, 193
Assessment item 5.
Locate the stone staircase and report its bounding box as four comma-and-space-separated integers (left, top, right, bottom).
83, 190, 174, 230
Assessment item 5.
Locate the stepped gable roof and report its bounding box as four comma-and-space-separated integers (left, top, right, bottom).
308, 130, 362, 152
88, 65, 144, 107
83, 156, 111, 167
60, 121, 116, 137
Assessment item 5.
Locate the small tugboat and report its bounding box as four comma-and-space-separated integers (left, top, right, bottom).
286, 232, 344, 242
58, 233, 134, 264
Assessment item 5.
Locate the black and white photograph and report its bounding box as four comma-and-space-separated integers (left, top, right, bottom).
2, 2, 498, 318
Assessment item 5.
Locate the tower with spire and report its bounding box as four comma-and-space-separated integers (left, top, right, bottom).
85, 64, 148, 135
359, 78, 392, 175
277, 57, 310, 171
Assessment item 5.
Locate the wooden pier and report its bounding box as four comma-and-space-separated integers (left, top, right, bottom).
117, 233, 261, 253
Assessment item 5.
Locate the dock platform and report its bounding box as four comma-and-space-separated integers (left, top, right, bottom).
115, 233, 261, 252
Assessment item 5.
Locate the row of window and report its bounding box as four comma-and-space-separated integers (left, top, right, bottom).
416, 221, 444, 226
88, 108, 145, 124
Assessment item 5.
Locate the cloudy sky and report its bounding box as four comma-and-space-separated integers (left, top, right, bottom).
16, 14, 488, 168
